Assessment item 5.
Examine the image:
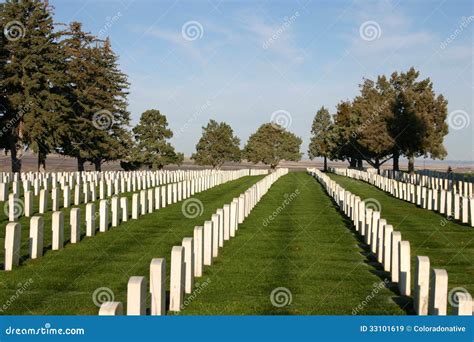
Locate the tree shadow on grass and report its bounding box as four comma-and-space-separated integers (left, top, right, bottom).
327, 193, 415, 315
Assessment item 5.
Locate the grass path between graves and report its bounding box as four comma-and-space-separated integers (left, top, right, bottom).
327, 173, 474, 301
180, 172, 406, 315
0, 184, 142, 263
0, 175, 263, 315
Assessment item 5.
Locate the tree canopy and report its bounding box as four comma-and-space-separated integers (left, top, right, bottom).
132, 109, 183, 169
308, 106, 333, 171
191, 119, 241, 169
244, 123, 302, 169
317, 67, 448, 172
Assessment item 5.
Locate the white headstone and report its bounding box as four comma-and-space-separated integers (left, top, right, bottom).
428, 268, 448, 315
414, 256, 430, 315
132, 193, 140, 219
120, 197, 128, 222
99, 199, 109, 232
452, 292, 473, 316
52, 211, 64, 250
203, 221, 213, 266
29, 216, 43, 259
127, 276, 147, 315
70, 208, 81, 244
398, 240, 411, 296
5, 222, 21, 271
111, 196, 120, 227
86, 203, 96, 237
150, 258, 166, 316
169, 246, 185, 312
193, 226, 204, 277
391, 231, 402, 282
182, 237, 194, 294
99, 302, 123, 316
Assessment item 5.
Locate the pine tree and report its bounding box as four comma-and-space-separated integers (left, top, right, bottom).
244, 123, 302, 169
87, 38, 131, 171
1, 0, 71, 172
133, 109, 183, 169
61, 24, 130, 171
191, 119, 241, 169
308, 106, 333, 171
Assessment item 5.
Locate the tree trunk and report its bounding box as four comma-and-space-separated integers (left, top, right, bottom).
323, 156, 327, 172
77, 157, 85, 172
393, 151, 399, 171
349, 158, 357, 168
375, 158, 380, 174
37, 150, 47, 172
408, 155, 415, 174
94, 160, 102, 172
9, 139, 22, 173
357, 159, 363, 169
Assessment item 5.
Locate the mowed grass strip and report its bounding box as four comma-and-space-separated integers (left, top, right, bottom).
0, 175, 263, 315
180, 172, 406, 315
328, 173, 474, 298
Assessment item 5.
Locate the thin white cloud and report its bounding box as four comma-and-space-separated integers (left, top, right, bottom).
240, 12, 304, 64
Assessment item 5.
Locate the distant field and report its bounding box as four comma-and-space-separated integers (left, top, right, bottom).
1, 152, 472, 173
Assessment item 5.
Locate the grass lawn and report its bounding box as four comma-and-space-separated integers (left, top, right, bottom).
180, 172, 406, 315
327, 173, 474, 302
0, 175, 263, 315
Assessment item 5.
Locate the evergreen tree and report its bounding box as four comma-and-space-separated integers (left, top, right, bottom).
61, 24, 130, 171
1, 0, 70, 172
133, 109, 183, 169
244, 123, 302, 169
308, 106, 333, 171
191, 119, 241, 169
87, 38, 131, 171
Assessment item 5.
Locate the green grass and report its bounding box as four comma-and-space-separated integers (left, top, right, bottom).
0, 175, 263, 315
327, 173, 474, 301
0, 182, 178, 265
180, 172, 406, 315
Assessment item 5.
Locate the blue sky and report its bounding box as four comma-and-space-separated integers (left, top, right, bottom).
51, 0, 473, 161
